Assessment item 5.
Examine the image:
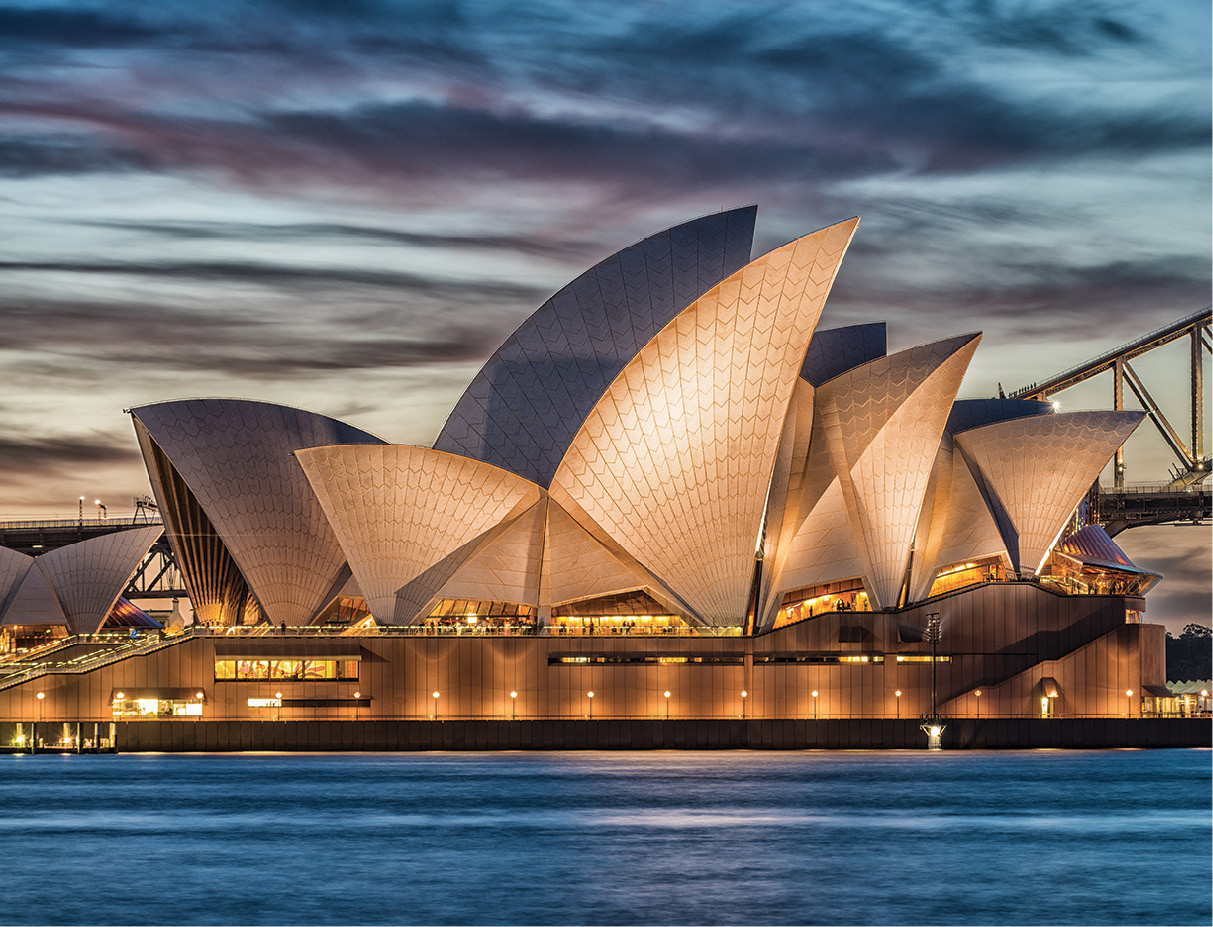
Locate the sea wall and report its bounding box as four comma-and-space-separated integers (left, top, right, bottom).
96, 717, 1211, 751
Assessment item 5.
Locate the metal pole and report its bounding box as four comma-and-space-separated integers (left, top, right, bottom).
1193, 327, 1204, 467
1114, 357, 1125, 489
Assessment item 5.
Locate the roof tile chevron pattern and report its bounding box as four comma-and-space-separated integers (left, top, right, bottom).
907, 440, 1008, 601
767, 476, 868, 620
1, 562, 65, 626
553, 219, 859, 624
435, 498, 547, 608
954, 411, 1144, 574
816, 333, 980, 607
945, 398, 1054, 436
131, 400, 384, 626
296, 445, 542, 623
908, 398, 1055, 599
0, 546, 34, 619
435, 207, 757, 486
800, 322, 888, 387
539, 498, 670, 616
32, 527, 162, 634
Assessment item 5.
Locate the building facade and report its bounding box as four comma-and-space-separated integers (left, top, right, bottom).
0, 208, 1173, 736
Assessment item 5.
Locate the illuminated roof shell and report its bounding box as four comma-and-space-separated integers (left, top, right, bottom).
953, 411, 1144, 574
296, 445, 542, 624
435, 207, 757, 487
131, 399, 384, 626
552, 218, 859, 624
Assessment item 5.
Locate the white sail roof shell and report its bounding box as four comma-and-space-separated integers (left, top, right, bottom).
131, 399, 384, 626
296, 445, 542, 624
954, 411, 1145, 574
551, 218, 859, 625
434, 207, 757, 487
812, 333, 980, 608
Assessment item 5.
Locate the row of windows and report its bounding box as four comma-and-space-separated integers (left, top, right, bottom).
756, 654, 885, 664
551, 653, 952, 666
215, 660, 359, 681
550, 655, 743, 665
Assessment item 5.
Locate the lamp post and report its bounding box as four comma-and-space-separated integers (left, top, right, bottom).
275, 692, 282, 721
1125, 689, 1133, 719
975, 689, 982, 719
587, 691, 594, 720
741, 690, 747, 720
811, 690, 819, 719
433, 691, 440, 720
663, 690, 670, 720
353, 691, 360, 721
510, 691, 517, 720
895, 689, 902, 719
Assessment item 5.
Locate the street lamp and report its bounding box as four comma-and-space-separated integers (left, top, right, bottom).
974, 689, 982, 719
510, 691, 517, 720
36, 691, 45, 724
811, 690, 819, 719
741, 690, 747, 720
587, 690, 594, 720
1125, 689, 1133, 719
895, 689, 902, 719
663, 690, 671, 719
353, 691, 360, 721
275, 691, 282, 721
433, 691, 440, 720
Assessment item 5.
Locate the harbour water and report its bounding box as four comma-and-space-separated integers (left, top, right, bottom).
1, 749, 1209, 926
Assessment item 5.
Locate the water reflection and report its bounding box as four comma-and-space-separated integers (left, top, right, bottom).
0, 750, 1208, 926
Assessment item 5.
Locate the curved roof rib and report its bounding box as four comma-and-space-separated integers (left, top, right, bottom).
296, 445, 542, 624
814, 333, 981, 608
131, 400, 384, 627
434, 206, 757, 487
552, 218, 860, 625
953, 411, 1144, 575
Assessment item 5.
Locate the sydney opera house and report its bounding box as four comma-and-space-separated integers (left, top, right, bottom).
0, 207, 1182, 748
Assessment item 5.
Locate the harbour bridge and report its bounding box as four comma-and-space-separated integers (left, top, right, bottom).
1007, 306, 1211, 535
0, 308, 1209, 603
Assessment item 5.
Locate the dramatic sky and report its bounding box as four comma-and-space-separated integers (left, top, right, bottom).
1, 0, 1209, 631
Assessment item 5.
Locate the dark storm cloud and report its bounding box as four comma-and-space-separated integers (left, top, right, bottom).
0, 294, 508, 378
0, 1, 1201, 194
0, 434, 140, 477
78, 219, 598, 260
0, 135, 152, 177
825, 251, 1210, 336
0, 6, 160, 47
0, 258, 547, 301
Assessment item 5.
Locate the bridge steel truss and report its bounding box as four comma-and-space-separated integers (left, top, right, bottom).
1010, 307, 1212, 490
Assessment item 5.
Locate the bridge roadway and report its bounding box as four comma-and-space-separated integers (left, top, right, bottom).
1097, 482, 1210, 536
0, 516, 162, 556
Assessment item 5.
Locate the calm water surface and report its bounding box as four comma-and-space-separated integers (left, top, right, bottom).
1, 749, 1209, 925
